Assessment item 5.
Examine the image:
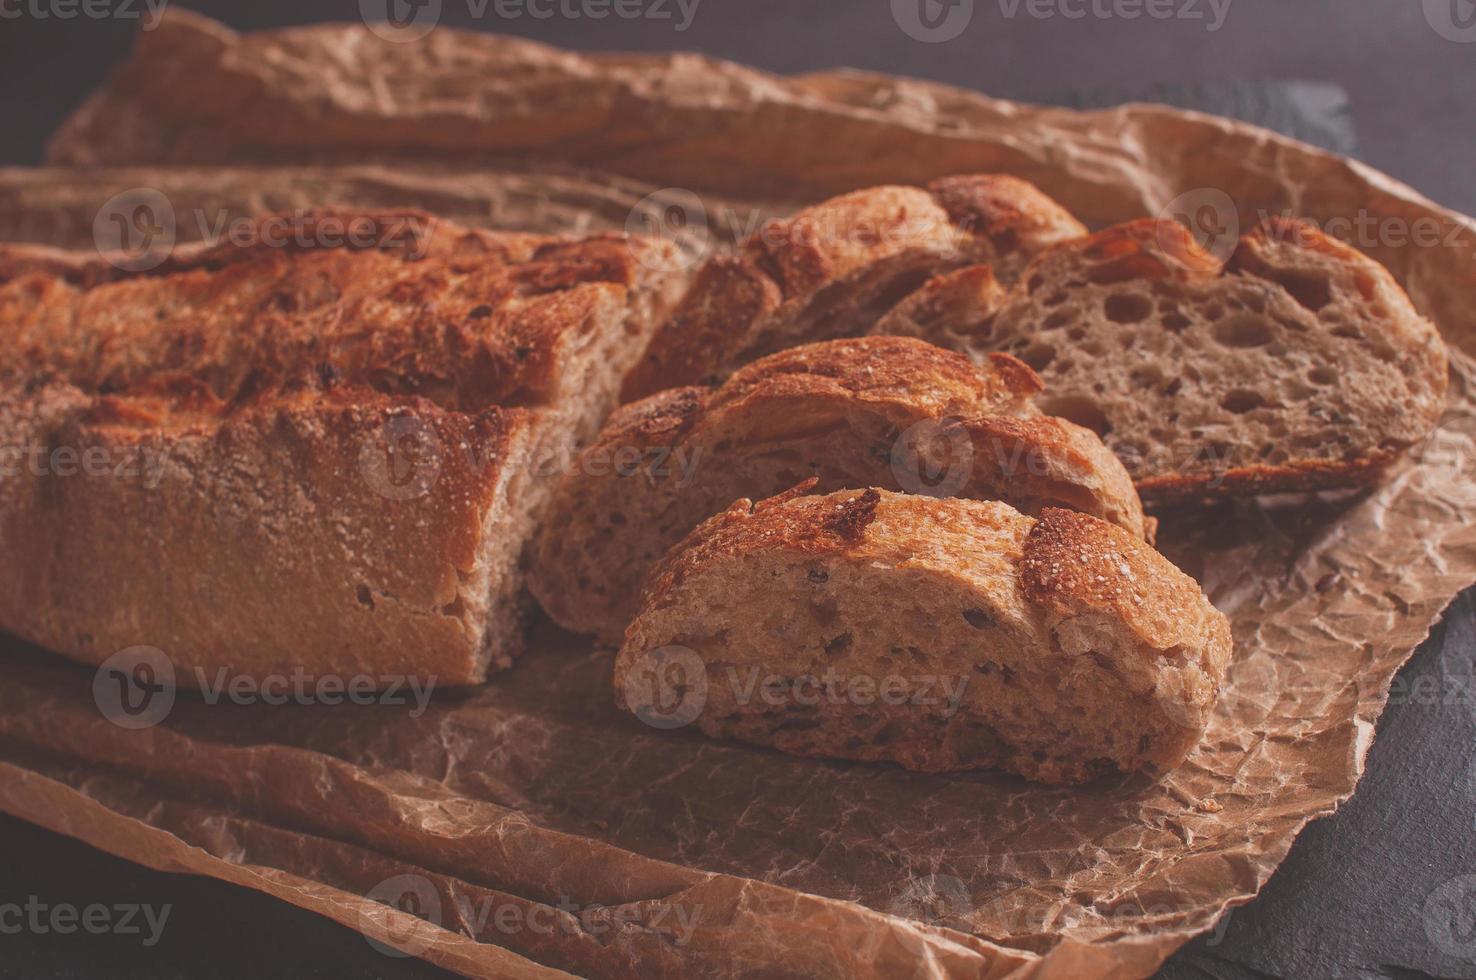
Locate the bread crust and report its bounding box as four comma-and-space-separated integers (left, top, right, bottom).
619, 175, 1084, 400
617, 489, 1229, 784
0, 210, 682, 685
530, 337, 1147, 642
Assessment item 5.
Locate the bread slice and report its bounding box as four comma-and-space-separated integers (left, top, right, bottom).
530, 337, 1147, 643
615, 488, 1230, 784
0, 210, 683, 685
875, 218, 1450, 499
619, 175, 1085, 400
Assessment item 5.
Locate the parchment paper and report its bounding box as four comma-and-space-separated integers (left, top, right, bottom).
3, 10, 1476, 979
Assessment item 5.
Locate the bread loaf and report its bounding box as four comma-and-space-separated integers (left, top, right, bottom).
530, 337, 1146, 643
0, 210, 683, 685
615, 488, 1231, 784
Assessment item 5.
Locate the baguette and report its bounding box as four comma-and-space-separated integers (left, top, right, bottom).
529, 337, 1146, 643
0, 210, 683, 685
615, 488, 1231, 784
619, 175, 1085, 400
876, 217, 1450, 499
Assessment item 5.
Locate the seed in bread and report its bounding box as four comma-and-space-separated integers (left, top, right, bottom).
615, 488, 1231, 784
530, 336, 1146, 644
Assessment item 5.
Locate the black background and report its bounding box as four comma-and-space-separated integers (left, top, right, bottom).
1, 2, 1475, 978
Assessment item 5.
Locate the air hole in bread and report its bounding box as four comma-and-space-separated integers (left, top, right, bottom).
962, 608, 994, 629
1130, 365, 1164, 390
1221, 389, 1267, 414
355, 585, 376, 609
1308, 366, 1337, 386
824, 632, 853, 655
1043, 310, 1072, 330
1043, 291, 1070, 308
1211, 314, 1274, 348
1161, 312, 1191, 333
1020, 343, 1056, 371
1027, 274, 1045, 293
1038, 395, 1111, 437
1104, 292, 1153, 324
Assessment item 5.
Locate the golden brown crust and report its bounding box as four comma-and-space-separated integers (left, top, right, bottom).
1, 211, 665, 417
1020, 508, 1227, 656
927, 174, 1087, 268
0, 211, 680, 684
621, 175, 1082, 401
709, 337, 1043, 419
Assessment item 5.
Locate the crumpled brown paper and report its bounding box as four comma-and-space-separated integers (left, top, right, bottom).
2, 10, 1476, 979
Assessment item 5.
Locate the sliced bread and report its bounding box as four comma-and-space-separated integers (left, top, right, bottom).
619, 175, 1085, 400
875, 218, 1450, 499
529, 336, 1146, 643
615, 488, 1231, 784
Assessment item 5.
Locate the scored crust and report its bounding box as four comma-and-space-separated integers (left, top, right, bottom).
617, 489, 1230, 784
0, 209, 683, 685
879, 216, 1450, 499
619, 174, 1085, 400
529, 336, 1147, 644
